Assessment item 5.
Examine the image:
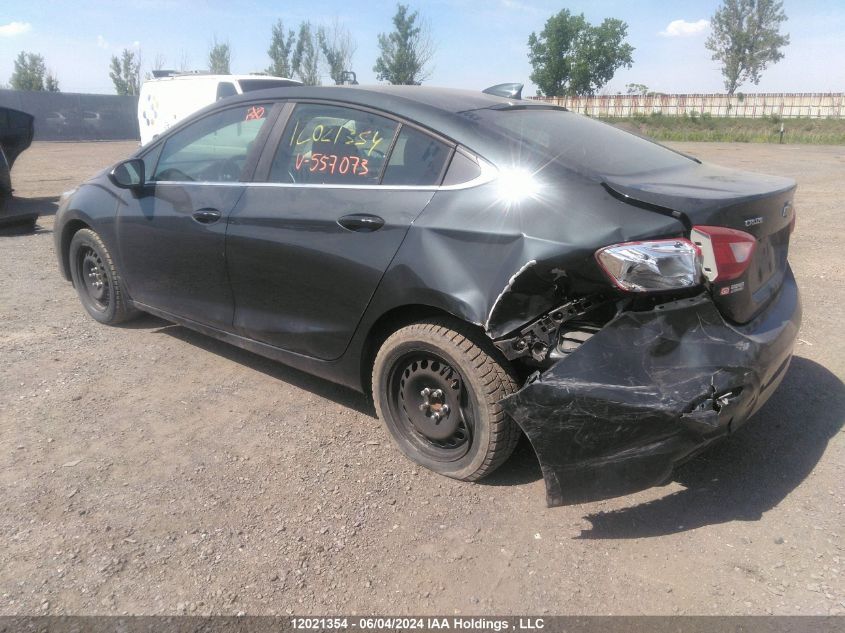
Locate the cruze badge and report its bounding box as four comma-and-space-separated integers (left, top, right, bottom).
744, 217, 763, 227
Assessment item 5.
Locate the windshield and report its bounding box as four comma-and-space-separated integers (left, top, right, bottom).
469, 107, 694, 177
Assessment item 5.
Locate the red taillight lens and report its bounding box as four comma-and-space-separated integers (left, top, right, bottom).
690, 225, 757, 283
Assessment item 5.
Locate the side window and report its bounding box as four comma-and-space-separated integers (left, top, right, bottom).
441, 150, 482, 187
269, 103, 398, 185
216, 82, 237, 100
153, 104, 270, 183
381, 127, 451, 186
141, 143, 163, 180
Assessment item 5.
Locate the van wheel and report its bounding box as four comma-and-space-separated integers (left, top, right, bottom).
372, 319, 520, 481
69, 228, 138, 325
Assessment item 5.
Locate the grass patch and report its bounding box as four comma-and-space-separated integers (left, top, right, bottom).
602, 113, 845, 144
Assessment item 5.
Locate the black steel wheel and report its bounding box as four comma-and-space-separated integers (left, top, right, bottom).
389, 351, 474, 461
68, 228, 138, 325
373, 319, 520, 481
78, 245, 110, 312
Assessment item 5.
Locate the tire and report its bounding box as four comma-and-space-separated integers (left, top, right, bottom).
68, 228, 138, 325
372, 319, 520, 481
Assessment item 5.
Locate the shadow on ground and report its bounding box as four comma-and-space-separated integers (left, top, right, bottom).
0, 195, 59, 235
145, 317, 375, 417
577, 356, 843, 539
480, 436, 544, 487
141, 314, 544, 485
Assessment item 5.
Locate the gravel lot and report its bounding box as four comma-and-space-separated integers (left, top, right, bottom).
1, 141, 842, 616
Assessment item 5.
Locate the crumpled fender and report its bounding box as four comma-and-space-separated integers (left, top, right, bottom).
501, 274, 801, 507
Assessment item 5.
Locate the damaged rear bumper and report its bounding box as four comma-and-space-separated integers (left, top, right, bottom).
501, 267, 802, 507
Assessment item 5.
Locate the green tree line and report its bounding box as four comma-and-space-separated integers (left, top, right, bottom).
6, 1, 789, 99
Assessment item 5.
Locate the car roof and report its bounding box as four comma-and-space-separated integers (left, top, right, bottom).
147, 74, 294, 82
229, 84, 524, 113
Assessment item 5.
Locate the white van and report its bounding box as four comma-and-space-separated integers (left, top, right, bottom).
138, 72, 300, 145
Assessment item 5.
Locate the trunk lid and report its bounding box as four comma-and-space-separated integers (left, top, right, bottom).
604, 163, 796, 324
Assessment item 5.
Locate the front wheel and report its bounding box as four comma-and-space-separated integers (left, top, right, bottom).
68, 228, 138, 325
372, 319, 520, 481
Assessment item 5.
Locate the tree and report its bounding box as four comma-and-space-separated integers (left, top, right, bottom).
625, 83, 649, 95
144, 53, 167, 81
292, 22, 321, 86
10, 52, 47, 91
109, 49, 140, 95
178, 49, 191, 72
267, 20, 296, 78
208, 37, 231, 74
318, 18, 357, 85
706, 0, 789, 94
527, 9, 634, 97
45, 71, 60, 92
373, 4, 435, 85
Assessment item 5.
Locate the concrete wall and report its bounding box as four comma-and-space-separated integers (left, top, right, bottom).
532, 93, 845, 118
0, 90, 140, 141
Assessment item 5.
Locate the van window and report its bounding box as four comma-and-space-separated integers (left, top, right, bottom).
269, 103, 398, 185
239, 79, 300, 92
216, 82, 237, 100
153, 103, 271, 183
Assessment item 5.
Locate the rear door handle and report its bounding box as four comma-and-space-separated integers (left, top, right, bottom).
337, 213, 385, 232
192, 208, 222, 224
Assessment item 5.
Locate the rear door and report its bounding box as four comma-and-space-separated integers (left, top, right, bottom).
117, 101, 277, 328
225, 101, 453, 360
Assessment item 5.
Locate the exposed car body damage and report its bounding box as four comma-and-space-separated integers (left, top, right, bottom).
485, 259, 539, 332
492, 295, 604, 362
501, 269, 801, 507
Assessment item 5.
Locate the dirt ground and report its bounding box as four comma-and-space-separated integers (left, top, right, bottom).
1, 141, 842, 616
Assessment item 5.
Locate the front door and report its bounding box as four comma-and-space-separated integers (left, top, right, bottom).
226, 102, 453, 360
116, 102, 275, 328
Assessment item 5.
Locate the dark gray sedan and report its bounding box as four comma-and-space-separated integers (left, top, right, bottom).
54, 86, 800, 506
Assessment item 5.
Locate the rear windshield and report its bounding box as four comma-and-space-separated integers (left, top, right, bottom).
469, 108, 693, 177
238, 79, 300, 92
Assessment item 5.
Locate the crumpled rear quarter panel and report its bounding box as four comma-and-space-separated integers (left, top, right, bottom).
501, 272, 801, 507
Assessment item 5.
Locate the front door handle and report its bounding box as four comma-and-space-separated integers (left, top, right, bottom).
337, 213, 385, 232
192, 208, 222, 224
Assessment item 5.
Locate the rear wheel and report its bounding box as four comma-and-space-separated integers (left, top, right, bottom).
372, 319, 520, 481
69, 228, 138, 325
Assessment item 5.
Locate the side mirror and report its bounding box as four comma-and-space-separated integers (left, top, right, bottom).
109, 158, 145, 189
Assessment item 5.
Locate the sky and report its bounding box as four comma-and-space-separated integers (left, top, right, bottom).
1, 0, 843, 96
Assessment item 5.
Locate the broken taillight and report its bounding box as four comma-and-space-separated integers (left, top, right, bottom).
595, 239, 703, 292
690, 225, 757, 282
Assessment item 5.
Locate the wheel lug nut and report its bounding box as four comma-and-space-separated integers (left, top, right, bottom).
419, 403, 429, 412
432, 389, 443, 399
441, 404, 450, 415
421, 387, 431, 397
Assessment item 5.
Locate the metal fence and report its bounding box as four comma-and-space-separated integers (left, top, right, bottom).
531, 93, 845, 118
0, 89, 140, 141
